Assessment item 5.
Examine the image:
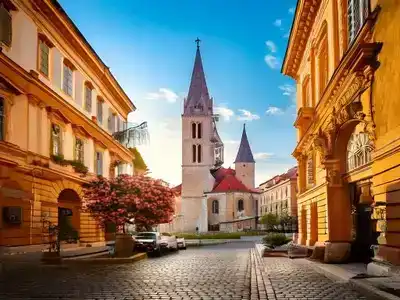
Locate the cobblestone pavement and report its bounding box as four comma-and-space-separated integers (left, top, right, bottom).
259, 256, 378, 300
0, 242, 377, 300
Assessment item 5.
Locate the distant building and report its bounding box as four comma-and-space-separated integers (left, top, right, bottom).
258, 167, 298, 219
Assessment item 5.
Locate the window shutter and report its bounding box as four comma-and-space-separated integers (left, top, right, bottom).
0, 5, 12, 47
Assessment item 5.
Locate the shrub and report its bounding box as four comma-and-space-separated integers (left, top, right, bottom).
262, 233, 291, 249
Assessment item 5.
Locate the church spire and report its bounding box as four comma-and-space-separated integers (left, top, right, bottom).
234, 124, 255, 163
184, 38, 212, 115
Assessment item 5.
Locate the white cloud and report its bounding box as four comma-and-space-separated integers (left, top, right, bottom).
265, 106, 284, 115
264, 55, 280, 69
224, 140, 240, 145
288, 7, 295, 14
146, 88, 179, 103
254, 152, 274, 161
265, 40, 277, 53
279, 84, 296, 102
273, 19, 282, 27
237, 109, 260, 121
215, 105, 235, 121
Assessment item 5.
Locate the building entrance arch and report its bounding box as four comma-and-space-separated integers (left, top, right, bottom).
57, 188, 81, 243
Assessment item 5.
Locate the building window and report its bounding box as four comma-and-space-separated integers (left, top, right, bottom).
192, 144, 196, 163
318, 36, 329, 98
84, 83, 93, 113
75, 138, 84, 163
192, 122, 196, 139
97, 97, 103, 124
306, 155, 315, 187
51, 124, 62, 156
38, 38, 50, 77
117, 164, 123, 176
62, 60, 74, 96
95, 151, 103, 176
347, 131, 373, 171
302, 76, 311, 107
197, 123, 202, 139
0, 3, 12, 47
107, 109, 113, 131
348, 0, 369, 43
212, 200, 219, 214
238, 199, 244, 212
197, 145, 202, 163
0, 97, 4, 140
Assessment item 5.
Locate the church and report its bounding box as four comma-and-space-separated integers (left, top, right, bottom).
160, 42, 260, 233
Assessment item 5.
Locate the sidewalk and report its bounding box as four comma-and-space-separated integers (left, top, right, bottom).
302, 258, 400, 300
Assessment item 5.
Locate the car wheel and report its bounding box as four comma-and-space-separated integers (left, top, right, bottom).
155, 247, 162, 257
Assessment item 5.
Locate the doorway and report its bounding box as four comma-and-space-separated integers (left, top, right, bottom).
349, 182, 376, 263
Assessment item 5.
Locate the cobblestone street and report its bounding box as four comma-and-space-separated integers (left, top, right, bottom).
0, 242, 377, 299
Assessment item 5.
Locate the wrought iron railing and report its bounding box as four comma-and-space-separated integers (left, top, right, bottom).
113, 121, 149, 148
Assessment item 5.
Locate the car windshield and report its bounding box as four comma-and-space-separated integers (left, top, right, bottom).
136, 233, 156, 239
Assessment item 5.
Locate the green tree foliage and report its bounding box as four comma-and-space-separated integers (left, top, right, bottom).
260, 213, 280, 231
262, 233, 291, 249
129, 147, 148, 172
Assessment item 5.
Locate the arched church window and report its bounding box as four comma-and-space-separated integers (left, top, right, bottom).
212, 200, 219, 214
238, 199, 244, 212
197, 123, 202, 139
197, 145, 202, 163
192, 123, 196, 139
347, 131, 373, 171
192, 144, 196, 163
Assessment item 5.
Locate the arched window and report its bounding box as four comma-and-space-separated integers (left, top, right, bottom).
212, 200, 219, 214
197, 123, 202, 139
192, 122, 196, 139
197, 144, 202, 163
347, 132, 373, 171
348, 0, 369, 43
192, 144, 197, 163
238, 199, 244, 212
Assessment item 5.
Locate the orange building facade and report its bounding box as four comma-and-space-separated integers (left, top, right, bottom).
283, 0, 400, 271
0, 0, 139, 247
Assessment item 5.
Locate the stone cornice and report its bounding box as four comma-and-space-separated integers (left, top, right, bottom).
282, 0, 322, 79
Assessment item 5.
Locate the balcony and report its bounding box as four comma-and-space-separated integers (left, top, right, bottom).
112, 122, 149, 148
294, 107, 315, 140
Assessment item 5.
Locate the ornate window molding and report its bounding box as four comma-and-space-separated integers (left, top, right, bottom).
51, 123, 62, 156
347, 131, 373, 171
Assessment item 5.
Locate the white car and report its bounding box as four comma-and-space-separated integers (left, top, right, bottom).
177, 237, 186, 250
160, 234, 178, 251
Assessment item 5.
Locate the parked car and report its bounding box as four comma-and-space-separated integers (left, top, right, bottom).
134, 232, 167, 256
177, 237, 186, 250
160, 233, 178, 251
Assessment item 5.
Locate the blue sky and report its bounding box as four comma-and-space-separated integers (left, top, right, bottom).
59, 0, 297, 186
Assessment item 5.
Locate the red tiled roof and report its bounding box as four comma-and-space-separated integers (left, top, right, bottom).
212, 167, 236, 187
211, 174, 251, 193
259, 166, 298, 187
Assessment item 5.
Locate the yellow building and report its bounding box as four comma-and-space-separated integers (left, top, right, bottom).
283, 0, 400, 269
0, 0, 143, 247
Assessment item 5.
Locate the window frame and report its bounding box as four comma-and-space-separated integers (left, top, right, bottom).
347, 0, 370, 44
237, 199, 244, 212
212, 200, 219, 214
62, 59, 74, 97
84, 82, 93, 113
0, 3, 12, 48
94, 150, 103, 176
37, 37, 52, 78
197, 123, 202, 139
197, 144, 202, 163
74, 137, 84, 163
191, 122, 196, 139
192, 144, 197, 163
97, 96, 103, 125
51, 123, 62, 156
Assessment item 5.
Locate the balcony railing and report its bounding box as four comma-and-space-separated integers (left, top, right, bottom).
112, 121, 149, 148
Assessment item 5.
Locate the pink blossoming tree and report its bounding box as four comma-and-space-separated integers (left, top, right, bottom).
83, 174, 176, 232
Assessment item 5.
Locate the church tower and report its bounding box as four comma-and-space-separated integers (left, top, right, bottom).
234, 124, 255, 188
181, 39, 217, 232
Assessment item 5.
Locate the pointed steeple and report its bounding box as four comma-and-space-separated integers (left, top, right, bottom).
184, 39, 212, 115
234, 124, 255, 163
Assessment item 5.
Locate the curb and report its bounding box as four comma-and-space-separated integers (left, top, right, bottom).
302, 259, 398, 300
63, 252, 148, 264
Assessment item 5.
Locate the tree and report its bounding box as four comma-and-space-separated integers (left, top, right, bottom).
83, 174, 176, 233
260, 213, 280, 231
